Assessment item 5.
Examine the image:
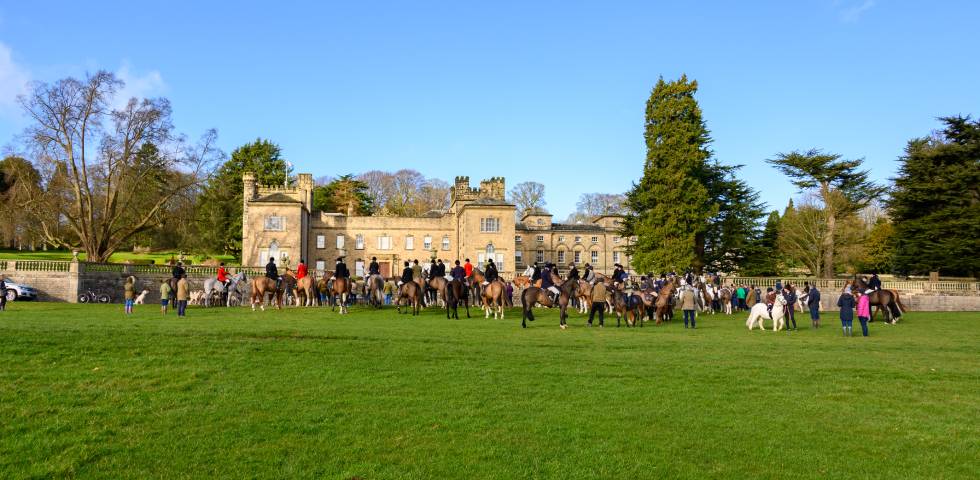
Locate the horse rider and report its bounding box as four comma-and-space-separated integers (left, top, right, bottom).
550, 262, 561, 278
411, 259, 422, 281
463, 258, 473, 283
765, 287, 778, 319
540, 263, 560, 303
434, 259, 446, 279
296, 259, 308, 280
369, 257, 381, 277
334, 257, 350, 281
484, 258, 498, 285
612, 264, 627, 289
399, 261, 414, 287
868, 272, 882, 293
172, 261, 186, 280
217, 262, 231, 289
451, 260, 466, 282
567, 262, 579, 282
522, 262, 535, 278
583, 263, 596, 284
266, 257, 280, 290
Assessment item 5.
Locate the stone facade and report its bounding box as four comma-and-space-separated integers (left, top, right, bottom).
241, 174, 633, 277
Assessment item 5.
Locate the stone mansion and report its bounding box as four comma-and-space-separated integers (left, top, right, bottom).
242, 173, 632, 278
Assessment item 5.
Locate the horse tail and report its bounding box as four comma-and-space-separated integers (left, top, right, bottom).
893, 292, 907, 315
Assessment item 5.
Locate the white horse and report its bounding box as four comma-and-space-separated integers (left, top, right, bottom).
746, 294, 788, 331
203, 272, 247, 307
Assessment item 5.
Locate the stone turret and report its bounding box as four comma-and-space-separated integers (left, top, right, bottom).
479, 177, 506, 200
297, 173, 314, 212
451, 175, 507, 206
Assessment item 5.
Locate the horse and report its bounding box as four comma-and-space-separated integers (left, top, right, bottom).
294, 271, 318, 307
852, 277, 906, 324
427, 275, 449, 309
513, 275, 534, 289
468, 268, 485, 304
519, 278, 579, 329
250, 275, 285, 311
203, 272, 248, 307
481, 279, 507, 320
746, 294, 788, 331
695, 281, 714, 314
366, 274, 385, 309
610, 290, 644, 327
447, 278, 471, 319
719, 287, 733, 315
396, 280, 423, 315
328, 275, 352, 314
654, 280, 676, 324
575, 280, 593, 314
637, 288, 659, 322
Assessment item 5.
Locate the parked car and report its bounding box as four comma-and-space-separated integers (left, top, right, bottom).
3, 281, 38, 302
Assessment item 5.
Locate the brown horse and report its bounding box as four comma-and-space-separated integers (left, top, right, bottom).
329, 276, 352, 314
427, 276, 449, 309
654, 280, 676, 324
468, 268, 485, 304
251, 276, 284, 311
447, 278, 470, 319
520, 278, 579, 329
575, 280, 593, 314
638, 288, 659, 322
396, 280, 423, 315
366, 274, 385, 309
610, 290, 643, 327
481, 279, 507, 319
852, 277, 906, 323
295, 271, 318, 307
719, 287, 733, 314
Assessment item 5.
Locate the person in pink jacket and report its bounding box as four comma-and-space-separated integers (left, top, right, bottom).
856, 290, 872, 337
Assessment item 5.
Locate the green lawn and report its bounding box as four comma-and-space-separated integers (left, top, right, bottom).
0, 250, 236, 265
1, 303, 977, 479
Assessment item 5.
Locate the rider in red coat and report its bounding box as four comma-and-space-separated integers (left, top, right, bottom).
296, 259, 308, 280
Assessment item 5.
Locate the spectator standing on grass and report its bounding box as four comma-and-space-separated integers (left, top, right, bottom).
124, 276, 135, 315
383, 279, 394, 305
807, 284, 821, 328
588, 281, 607, 327
783, 284, 797, 331
176, 275, 189, 317
681, 285, 697, 329
0, 275, 7, 311
838, 286, 855, 337
856, 290, 871, 337
160, 278, 171, 315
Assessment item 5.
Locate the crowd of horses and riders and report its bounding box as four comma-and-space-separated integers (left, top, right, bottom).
157, 252, 907, 333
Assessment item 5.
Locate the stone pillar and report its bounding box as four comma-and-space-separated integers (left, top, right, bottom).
68, 258, 80, 303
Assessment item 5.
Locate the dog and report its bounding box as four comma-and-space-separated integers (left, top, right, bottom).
134, 289, 149, 305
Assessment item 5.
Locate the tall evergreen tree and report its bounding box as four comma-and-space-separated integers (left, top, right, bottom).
702, 170, 767, 273
195, 139, 288, 258
313, 174, 375, 215
625, 75, 718, 273
767, 149, 883, 277
889, 116, 980, 276
741, 210, 781, 276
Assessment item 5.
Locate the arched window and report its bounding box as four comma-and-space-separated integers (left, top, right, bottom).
486, 243, 495, 255
268, 240, 280, 263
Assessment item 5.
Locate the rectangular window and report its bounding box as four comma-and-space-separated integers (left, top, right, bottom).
480, 217, 500, 233
515, 250, 523, 265
355, 261, 364, 277
336, 234, 344, 249
536, 235, 544, 243
442, 236, 450, 250
423, 236, 432, 250
536, 250, 544, 262
496, 253, 504, 272
591, 251, 599, 263
591, 236, 598, 243
574, 236, 581, 243
613, 251, 621, 263
315, 260, 326, 271
557, 250, 565, 264
613, 236, 621, 244
406, 235, 414, 250
378, 236, 391, 250
574, 251, 581, 264
316, 235, 325, 249
515, 235, 522, 243
558, 235, 565, 242
355, 234, 364, 250
264, 216, 284, 231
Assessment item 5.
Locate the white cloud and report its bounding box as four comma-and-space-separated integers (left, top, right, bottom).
0, 42, 30, 114
839, 0, 876, 23
114, 62, 167, 108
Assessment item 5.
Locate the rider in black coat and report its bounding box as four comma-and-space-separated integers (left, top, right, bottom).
368, 257, 380, 276
334, 258, 350, 279
485, 259, 498, 283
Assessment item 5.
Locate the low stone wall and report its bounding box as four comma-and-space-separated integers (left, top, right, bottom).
2, 270, 75, 302
819, 293, 980, 312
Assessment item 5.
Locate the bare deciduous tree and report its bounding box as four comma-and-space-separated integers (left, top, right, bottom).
566, 192, 627, 223
17, 71, 221, 261
508, 181, 546, 219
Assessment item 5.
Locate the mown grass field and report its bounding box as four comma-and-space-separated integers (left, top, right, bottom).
1, 302, 977, 479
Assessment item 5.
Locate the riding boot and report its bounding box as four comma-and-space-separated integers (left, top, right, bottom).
842, 326, 848, 337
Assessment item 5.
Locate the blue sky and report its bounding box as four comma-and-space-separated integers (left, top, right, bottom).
1, 1, 977, 220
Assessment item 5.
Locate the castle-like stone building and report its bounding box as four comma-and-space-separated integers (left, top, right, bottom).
242, 173, 631, 278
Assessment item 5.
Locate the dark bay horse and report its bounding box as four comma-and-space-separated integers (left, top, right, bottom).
520, 278, 579, 329
329, 275, 352, 314
396, 280, 423, 315
447, 278, 470, 319
852, 277, 906, 324
655, 280, 676, 324
611, 290, 644, 327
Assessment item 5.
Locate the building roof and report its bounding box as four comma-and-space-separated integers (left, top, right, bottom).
550, 223, 606, 232
465, 198, 514, 207
252, 193, 301, 204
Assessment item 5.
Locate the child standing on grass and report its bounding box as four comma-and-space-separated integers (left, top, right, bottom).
160, 279, 171, 315
123, 277, 135, 314
856, 290, 871, 337
838, 286, 855, 337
